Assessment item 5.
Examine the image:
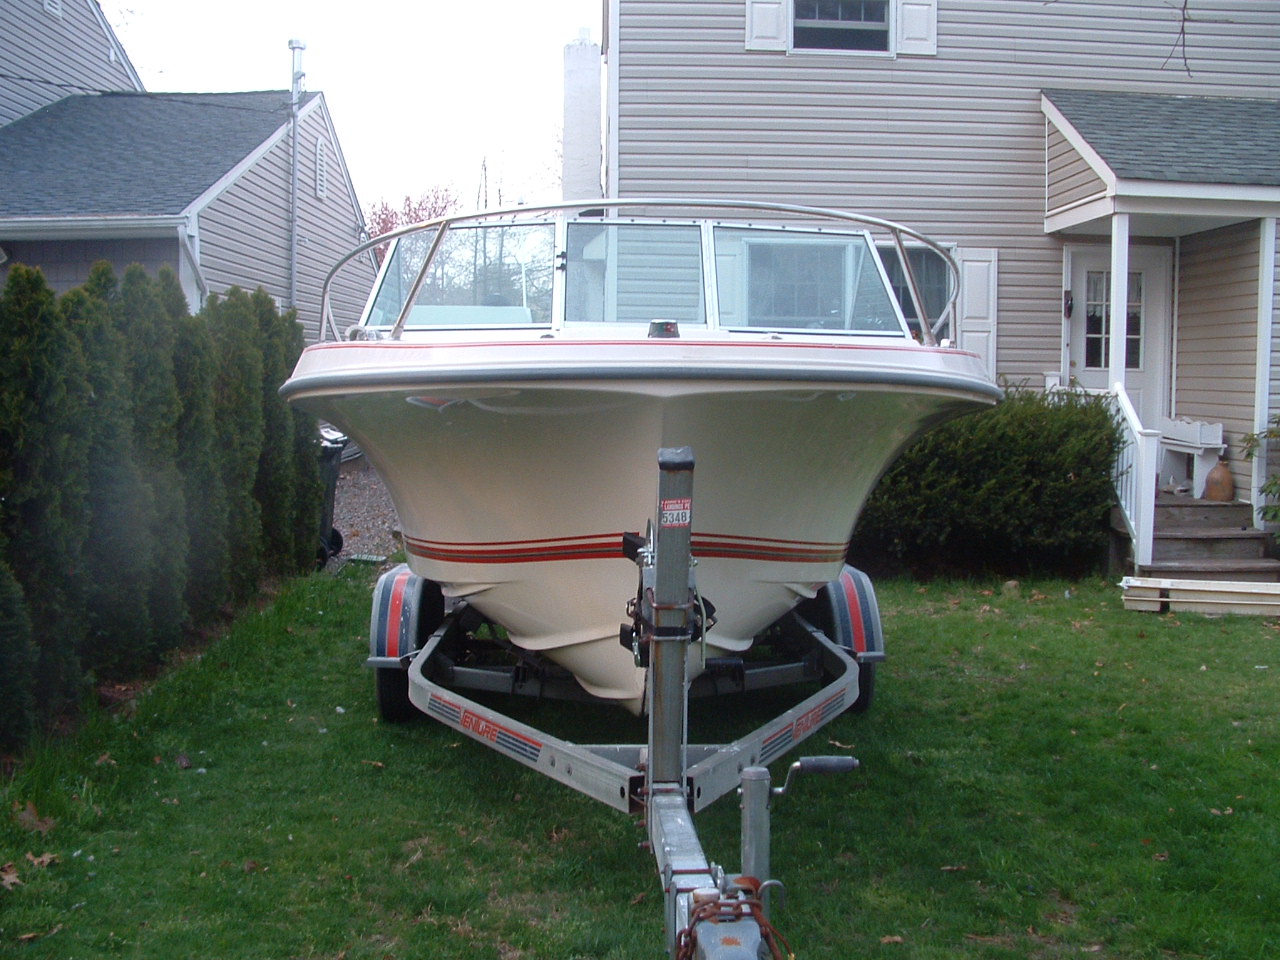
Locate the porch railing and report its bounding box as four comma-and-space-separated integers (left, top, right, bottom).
1112, 382, 1160, 569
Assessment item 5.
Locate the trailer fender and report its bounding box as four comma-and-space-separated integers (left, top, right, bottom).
367, 563, 444, 667
367, 563, 444, 721
799, 565, 884, 714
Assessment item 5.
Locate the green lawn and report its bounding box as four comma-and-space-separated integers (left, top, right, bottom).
1, 569, 1276, 958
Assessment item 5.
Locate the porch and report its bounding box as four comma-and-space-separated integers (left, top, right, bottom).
1040, 89, 1280, 578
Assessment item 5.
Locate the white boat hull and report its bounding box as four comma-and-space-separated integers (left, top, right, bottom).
286, 337, 996, 708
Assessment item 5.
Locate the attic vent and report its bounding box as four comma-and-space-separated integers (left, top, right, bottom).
43, 0, 63, 17
315, 137, 330, 199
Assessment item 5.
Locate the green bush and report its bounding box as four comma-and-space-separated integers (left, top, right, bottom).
117, 265, 191, 653
207, 289, 266, 601
63, 272, 157, 679
849, 387, 1122, 577
0, 265, 91, 719
166, 272, 231, 623
0, 557, 36, 751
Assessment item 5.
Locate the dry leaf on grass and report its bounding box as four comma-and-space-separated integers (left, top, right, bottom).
1, 862, 21, 890
880, 935, 904, 944
25, 852, 58, 869
17, 925, 62, 943
13, 801, 54, 835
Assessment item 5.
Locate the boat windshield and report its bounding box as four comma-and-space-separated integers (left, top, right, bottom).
564, 223, 706, 325
712, 227, 904, 334
366, 222, 556, 328
361, 214, 910, 336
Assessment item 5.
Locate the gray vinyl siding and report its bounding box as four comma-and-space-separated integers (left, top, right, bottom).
612, 0, 1280, 384
0, 0, 140, 128
1045, 124, 1105, 215
198, 102, 373, 342
0, 236, 178, 294
1176, 220, 1260, 496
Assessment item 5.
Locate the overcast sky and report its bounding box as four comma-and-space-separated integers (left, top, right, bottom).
100, 0, 603, 211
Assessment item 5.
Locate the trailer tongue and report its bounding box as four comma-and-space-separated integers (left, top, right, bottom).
372, 448, 873, 957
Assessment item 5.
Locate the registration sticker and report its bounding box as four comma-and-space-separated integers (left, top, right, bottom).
660, 498, 692, 527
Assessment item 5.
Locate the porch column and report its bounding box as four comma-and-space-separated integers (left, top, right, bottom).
1109, 213, 1131, 393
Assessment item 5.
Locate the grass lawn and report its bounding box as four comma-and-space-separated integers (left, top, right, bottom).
1, 567, 1277, 958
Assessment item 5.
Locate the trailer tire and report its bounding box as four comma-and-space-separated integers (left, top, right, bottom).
375, 666, 418, 722
369, 565, 445, 722
798, 565, 884, 714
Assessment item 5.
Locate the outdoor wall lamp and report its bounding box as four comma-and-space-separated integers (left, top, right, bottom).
1063, 290, 1074, 318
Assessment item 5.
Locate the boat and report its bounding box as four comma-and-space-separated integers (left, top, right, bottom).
281, 199, 1001, 712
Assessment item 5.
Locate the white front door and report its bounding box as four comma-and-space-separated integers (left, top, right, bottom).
1067, 246, 1172, 427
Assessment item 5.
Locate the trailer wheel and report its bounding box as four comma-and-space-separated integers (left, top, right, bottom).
375, 666, 418, 722
369, 565, 445, 722
798, 565, 884, 714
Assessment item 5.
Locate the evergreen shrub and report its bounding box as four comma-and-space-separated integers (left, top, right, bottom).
63, 276, 157, 678
0, 558, 36, 751
849, 387, 1122, 578
0, 265, 91, 720
117, 265, 189, 652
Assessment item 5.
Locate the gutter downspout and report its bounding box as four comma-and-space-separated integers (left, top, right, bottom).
288, 39, 306, 311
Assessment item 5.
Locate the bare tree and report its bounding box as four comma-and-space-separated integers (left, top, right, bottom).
366, 187, 459, 264
1042, 0, 1231, 76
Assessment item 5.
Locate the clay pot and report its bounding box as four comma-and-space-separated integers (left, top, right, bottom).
1203, 459, 1234, 502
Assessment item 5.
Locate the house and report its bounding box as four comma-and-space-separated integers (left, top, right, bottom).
579, 0, 1280, 576
0, 0, 374, 341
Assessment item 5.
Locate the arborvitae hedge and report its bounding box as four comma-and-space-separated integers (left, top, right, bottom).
118, 265, 190, 653
0, 264, 325, 751
207, 288, 267, 602
166, 271, 231, 624
849, 387, 1122, 578
63, 276, 157, 679
0, 264, 91, 722
0, 557, 36, 752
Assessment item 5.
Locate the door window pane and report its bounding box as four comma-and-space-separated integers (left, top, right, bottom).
1083, 270, 1141, 370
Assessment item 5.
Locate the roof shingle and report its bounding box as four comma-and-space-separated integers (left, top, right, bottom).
1044, 88, 1280, 187
0, 91, 316, 218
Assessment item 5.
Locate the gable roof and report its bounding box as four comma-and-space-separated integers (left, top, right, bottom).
0, 90, 318, 218
1042, 88, 1280, 188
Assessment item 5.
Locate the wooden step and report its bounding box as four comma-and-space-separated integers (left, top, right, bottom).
1151, 526, 1271, 561
1153, 495, 1254, 529
1139, 557, 1280, 583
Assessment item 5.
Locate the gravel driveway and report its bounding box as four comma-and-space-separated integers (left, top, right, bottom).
331, 456, 402, 559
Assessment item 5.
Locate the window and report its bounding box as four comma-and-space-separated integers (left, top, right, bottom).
1084, 270, 1142, 370
565, 223, 705, 325
367, 222, 556, 328
877, 245, 951, 339
794, 0, 888, 52
715, 228, 904, 334
745, 0, 936, 56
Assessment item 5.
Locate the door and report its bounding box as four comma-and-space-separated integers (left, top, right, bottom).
1067, 246, 1172, 427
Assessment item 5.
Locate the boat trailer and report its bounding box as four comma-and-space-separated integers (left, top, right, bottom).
367, 449, 885, 957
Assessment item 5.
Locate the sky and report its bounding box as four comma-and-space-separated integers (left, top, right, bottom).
100, 0, 603, 212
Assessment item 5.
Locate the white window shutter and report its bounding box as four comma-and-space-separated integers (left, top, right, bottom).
955, 247, 998, 379
896, 0, 938, 56
745, 0, 787, 51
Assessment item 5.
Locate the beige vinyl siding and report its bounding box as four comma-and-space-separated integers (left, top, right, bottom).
0, 237, 178, 294
1176, 221, 1260, 496
612, 0, 1280, 384
199, 103, 373, 342
0, 0, 140, 127
1045, 124, 1106, 216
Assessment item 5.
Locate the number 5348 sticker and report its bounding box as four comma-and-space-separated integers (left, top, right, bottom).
660, 498, 692, 527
